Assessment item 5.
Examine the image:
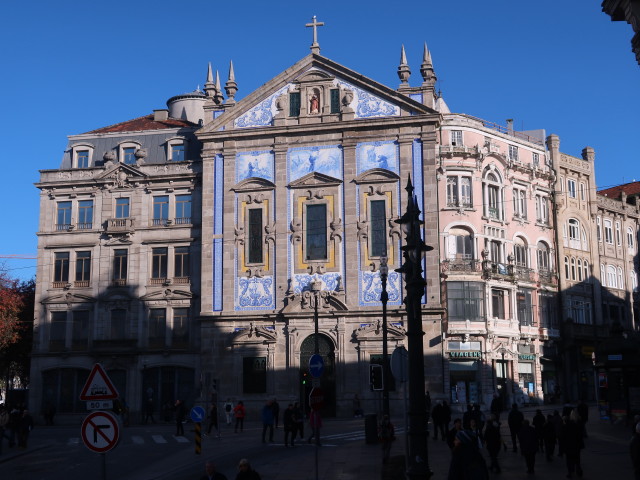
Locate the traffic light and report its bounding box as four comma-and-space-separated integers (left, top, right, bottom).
302, 372, 309, 385
370, 364, 383, 391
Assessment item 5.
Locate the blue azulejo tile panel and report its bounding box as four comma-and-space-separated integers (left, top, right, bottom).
236, 150, 275, 183
293, 273, 342, 294
236, 276, 275, 310
288, 145, 342, 182
360, 270, 402, 307
336, 80, 400, 119
234, 85, 289, 128
356, 141, 399, 175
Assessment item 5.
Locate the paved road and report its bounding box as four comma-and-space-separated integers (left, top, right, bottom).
0, 405, 635, 480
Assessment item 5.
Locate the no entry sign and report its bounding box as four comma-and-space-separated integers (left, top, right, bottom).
81, 411, 120, 453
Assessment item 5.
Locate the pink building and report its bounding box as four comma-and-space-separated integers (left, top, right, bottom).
437, 114, 559, 409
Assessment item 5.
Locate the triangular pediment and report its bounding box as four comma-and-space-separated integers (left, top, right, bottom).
197, 54, 436, 136
140, 289, 193, 301
42, 292, 96, 305
288, 171, 342, 189
233, 177, 276, 192
354, 168, 401, 184
97, 162, 147, 180
352, 321, 406, 342
230, 323, 277, 344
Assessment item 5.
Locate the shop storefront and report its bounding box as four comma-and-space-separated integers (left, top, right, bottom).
448, 341, 482, 406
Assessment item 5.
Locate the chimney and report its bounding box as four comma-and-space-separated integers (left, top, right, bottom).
506, 119, 514, 134
154, 109, 169, 121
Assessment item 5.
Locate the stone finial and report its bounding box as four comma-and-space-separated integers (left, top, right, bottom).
397, 45, 411, 86
582, 146, 595, 162
214, 70, 224, 105
224, 60, 238, 105
420, 42, 437, 86
204, 62, 217, 98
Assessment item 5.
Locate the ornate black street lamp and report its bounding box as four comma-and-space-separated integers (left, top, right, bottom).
380, 256, 390, 417
395, 176, 433, 479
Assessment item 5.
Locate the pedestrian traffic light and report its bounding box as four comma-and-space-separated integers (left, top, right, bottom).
370, 364, 383, 391
302, 372, 308, 385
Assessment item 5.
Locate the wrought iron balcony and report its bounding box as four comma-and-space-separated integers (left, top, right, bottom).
441, 259, 482, 275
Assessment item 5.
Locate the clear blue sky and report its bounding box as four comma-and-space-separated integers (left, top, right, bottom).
1, 0, 638, 281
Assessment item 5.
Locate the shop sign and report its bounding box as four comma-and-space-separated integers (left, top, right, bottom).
449, 351, 482, 358
518, 354, 535, 361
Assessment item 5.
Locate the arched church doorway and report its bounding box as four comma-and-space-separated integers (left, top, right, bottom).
300, 334, 336, 417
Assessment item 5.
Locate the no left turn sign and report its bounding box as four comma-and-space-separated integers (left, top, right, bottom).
81, 411, 120, 453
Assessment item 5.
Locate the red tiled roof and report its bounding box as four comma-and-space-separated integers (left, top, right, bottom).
84, 114, 196, 134
597, 181, 640, 200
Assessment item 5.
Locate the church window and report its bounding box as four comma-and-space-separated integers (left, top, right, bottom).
247, 208, 264, 264
75, 251, 91, 285
76, 150, 89, 168
369, 200, 387, 258
148, 309, 166, 348
56, 201, 72, 230
174, 246, 190, 280
171, 143, 185, 162
116, 198, 130, 219
123, 147, 136, 165
289, 92, 301, 117
151, 248, 168, 280
54, 252, 70, 284
330, 89, 340, 114
306, 204, 327, 261
243, 357, 267, 394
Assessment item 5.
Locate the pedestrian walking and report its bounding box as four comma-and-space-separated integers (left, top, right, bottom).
560, 409, 585, 478
576, 399, 589, 437
144, 397, 155, 424
293, 402, 304, 439
484, 414, 502, 474
174, 399, 186, 436
353, 394, 363, 418
447, 427, 489, 480
446, 418, 463, 450
283, 403, 297, 447
233, 401, 246, 433
630, 422, 640, 480
378, 414, 395, 464
532, 409, 546, 452
307, 410, 322, 445
236, 458, 261, 480
201, 460, 228, 480
517, 419, 538, 474
17, 410, 34, 449
507, 403, 524, 452
271, 398, 280, 429
432, 401, 444, 440
543, 414, 557, 460
442, 400, 452, 435
207, 402, 219, 437
490, 393, 502, 422
261, 399, 274, 443
224, 399, 234, 425
552, 410, 564, 457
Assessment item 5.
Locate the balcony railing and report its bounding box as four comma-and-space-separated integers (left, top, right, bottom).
441, 259, 482, 274
112, 278, 127, 287
174, 217, 191, 225
514, 266, 535, 282
52, 281, 71, 289
56, 223, 72, 231
173, 276, 190, 284
152, 218, 172, 226
150, 277, 168, 285
76, 222, 93, 230
74, 280, 90, 288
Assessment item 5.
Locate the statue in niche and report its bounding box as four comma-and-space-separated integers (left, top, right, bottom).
309, 94, 320, 114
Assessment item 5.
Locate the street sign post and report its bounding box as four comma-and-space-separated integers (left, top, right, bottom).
81, 411, 120, 453
309, 354, 324, 378
80, 364, 119, 402
309, 387, 324, 411
190, 406, 206, 423
391, 346, 409, 382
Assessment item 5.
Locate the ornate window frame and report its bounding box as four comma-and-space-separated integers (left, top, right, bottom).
71, 143, 95, 169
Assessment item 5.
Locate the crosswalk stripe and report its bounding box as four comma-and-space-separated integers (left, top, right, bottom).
152, 434, 167, 444
131, 435, 144, 444
174, 435, 189, 443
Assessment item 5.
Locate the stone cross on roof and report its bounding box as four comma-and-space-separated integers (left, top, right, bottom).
305, 15, 325, 54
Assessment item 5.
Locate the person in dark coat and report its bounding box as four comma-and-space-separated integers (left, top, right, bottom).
261, 399, 274, 443
517, 419, 538, 473
553, 410, 564, 457
235, 458, 261, 480
471, 404, 485, 433
507, 403, 524, 452
490, 394, 502, 422
543, 414, 557, 460
560, 409, 585, 478
174, 399, 186, 436
17, 410, 34, 449
442, 400, 452, 436
576, 400, 589, 437
462, 404, 473, 430
293, 402, 304, 439
206, 402, 219, 437
532, 409, 546, 452
484, 414, 502, 473
201, 460, 228, 480
630, 422, 640, 480
283, 403, 296, 447
447, 427, 489, 480
432, 401, 444, 440
446, 418, 463, 450
270, 398, 280, 429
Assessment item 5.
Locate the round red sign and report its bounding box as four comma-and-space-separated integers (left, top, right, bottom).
81, 411, 120, 453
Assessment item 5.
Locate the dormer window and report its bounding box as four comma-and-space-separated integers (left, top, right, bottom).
167, 137, 187, 162
71, 144, 94, 168
123, 147, 136, 165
